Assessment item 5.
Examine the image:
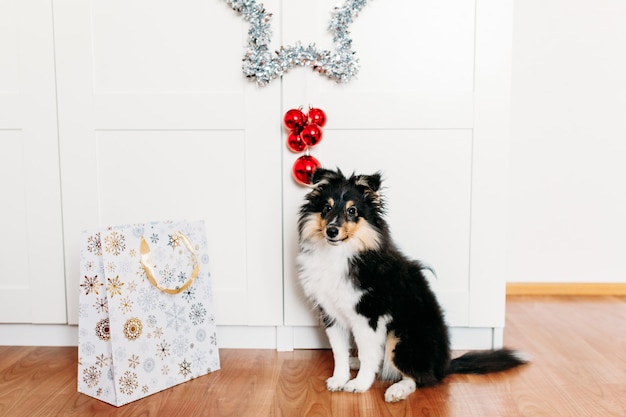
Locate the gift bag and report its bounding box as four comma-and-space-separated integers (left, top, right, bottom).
77, 220, 220, 406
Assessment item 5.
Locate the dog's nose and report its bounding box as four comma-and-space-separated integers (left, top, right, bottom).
326, 226, 339, 239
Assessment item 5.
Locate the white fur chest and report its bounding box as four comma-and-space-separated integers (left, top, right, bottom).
297, 241, 363, 328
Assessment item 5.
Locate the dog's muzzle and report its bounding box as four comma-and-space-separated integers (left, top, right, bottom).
326, 226, 339, 239
325, 226, 345, 245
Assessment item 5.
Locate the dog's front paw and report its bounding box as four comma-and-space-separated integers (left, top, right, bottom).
342, 376, 374, 393
326, 375, 349, 392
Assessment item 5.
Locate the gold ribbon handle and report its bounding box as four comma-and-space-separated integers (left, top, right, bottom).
139, 232, 199, 294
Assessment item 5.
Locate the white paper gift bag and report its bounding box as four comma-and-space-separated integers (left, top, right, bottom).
77, 220, 220, 406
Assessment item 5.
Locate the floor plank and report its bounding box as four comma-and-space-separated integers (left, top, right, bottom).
1, 296, 625, 416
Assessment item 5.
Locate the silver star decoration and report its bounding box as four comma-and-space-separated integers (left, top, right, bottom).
225, 0, 369, 86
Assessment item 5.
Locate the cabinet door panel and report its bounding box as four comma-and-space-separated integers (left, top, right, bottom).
56, 0, 283, 326
282, 0, 512, 332
281, 0, 475, 94
90, 0, 242, 93
0, 0, 65, 323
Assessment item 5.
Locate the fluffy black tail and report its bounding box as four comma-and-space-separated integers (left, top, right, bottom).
447, 348, 529, 375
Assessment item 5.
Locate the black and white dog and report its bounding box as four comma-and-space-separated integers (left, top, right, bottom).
297, 168, 527, 402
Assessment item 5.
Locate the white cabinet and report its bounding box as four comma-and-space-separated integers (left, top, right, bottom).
1, 0, 512, 350
0, 0, 65, 323
281, 0, 513, 349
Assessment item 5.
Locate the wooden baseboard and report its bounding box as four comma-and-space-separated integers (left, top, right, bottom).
506, 282, 626, 296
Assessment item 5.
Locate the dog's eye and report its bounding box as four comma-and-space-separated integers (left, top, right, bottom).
347, 206, 358, 217
322, 204, 333, 214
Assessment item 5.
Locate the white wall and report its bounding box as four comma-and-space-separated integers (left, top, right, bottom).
507, 0, 626, 282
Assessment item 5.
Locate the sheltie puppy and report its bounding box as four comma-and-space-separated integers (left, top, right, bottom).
297, 168, 527, 402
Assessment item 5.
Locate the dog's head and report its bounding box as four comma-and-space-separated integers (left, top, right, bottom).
298, 168, 386, 251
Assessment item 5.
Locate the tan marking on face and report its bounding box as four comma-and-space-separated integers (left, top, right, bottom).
345, 217, 382, 251
344, 220, 358, 237
345, 200, 359, 217
299, 213, 325, 243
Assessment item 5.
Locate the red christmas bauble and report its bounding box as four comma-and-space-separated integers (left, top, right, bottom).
292, 155, 321, 185
300, 123, 323, 147
283, 108, 307, 131
286, 131, 308, 152
307, 108, 327, 127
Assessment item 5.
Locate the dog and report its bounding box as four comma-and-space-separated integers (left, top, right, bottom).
296, 168, 527, 402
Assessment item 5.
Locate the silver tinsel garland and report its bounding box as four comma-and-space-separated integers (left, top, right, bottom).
225, 0, 369, 86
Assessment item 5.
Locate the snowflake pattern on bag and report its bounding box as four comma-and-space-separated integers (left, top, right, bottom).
78, 220, 220, 407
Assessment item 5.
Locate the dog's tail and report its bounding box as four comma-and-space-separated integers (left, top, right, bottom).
447, 348, 529, 375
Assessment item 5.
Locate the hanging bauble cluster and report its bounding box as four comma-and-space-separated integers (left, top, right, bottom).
284, 107, 327, 185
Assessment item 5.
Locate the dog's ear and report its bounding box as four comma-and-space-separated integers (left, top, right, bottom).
353, 172, 383, 206
311, 168, 344, 186
354, 172, 382, 192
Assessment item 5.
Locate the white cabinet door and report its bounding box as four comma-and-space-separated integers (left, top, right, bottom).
0, 0, 65, 323
281, 0, 512, 348
54, 0, 283, 326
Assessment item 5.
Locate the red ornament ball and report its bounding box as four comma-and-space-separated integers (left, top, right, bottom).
283, 108, 307, 131
300, 123, 323, 147
307, 107, 327, 127
286, 131, 308, 152
292, 155, 321, 185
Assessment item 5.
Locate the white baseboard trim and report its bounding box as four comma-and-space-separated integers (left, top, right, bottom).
0, 324, 79, 347
0, 324, 503, 351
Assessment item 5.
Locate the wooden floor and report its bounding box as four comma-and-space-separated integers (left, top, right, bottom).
1, 295, 625, 416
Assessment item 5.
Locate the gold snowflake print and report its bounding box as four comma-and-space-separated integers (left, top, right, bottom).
95, 318, 110, 341
94, 298, 108, 314
153, 327, 163, 339
168, 233, 182, 250
106, 276, 124, 298
123, 318, 143, 341
128, 354, 140, 369
136, 261, 148, 279
119, 297, 133, 314
83, 365, 102, 388
118, 370, 138, 395
87, 233, 102, 256
104, 231, 126, 256
80, 275, 103, 295
95, 353, 109, 368
127, 280, 138, 293
156, 342, 170, 359
178, 359, 192, 378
